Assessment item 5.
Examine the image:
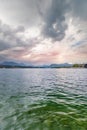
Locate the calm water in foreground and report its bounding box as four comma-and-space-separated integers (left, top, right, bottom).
0, 69, 87, 130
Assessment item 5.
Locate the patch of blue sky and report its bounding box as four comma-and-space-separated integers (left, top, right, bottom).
71, 40, 87, 48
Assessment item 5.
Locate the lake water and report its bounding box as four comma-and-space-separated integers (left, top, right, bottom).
0, 69, 87, 130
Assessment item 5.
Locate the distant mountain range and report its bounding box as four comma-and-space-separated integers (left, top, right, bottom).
0, 61, 25, 66
0, 61, 72, 68
0, 61, 31, 68
0, 61, 87, 68
50, 63, 72, 68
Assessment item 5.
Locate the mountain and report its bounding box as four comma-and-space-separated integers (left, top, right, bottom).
1, 61, 86, 68
0, 62, 72, 68
50, 63, 73, 68
1, 61, 20, 66
0, 61, 29, 68
0, 61, 35, 68
0, 61, 25, 66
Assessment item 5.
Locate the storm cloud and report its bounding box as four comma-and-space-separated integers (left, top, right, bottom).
70, 0, 87, 20
41, 0, 69, 41
0, 0, 87, 63
41, 0, 87, 41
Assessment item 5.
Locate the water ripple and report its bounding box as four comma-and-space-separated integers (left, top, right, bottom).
0, 69, 87, 130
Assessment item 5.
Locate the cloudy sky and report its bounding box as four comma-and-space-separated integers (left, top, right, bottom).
0, 0, 87, 64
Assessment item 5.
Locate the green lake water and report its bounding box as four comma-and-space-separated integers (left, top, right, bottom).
0, 69, 87, 130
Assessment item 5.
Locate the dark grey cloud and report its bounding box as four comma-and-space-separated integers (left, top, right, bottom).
0, 19, 43, 61
0, 39, 11, 51
41, 0, 69, 41
0, 0, 87, 42
70, 0, 87, 20
0, 0, 87, 63
0, 21, 26, 51
0, 20, 40, 53
40, 0, 87, 41
0, 55, 9, 62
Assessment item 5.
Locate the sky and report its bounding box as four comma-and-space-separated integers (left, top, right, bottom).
0, 0, 87, 65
